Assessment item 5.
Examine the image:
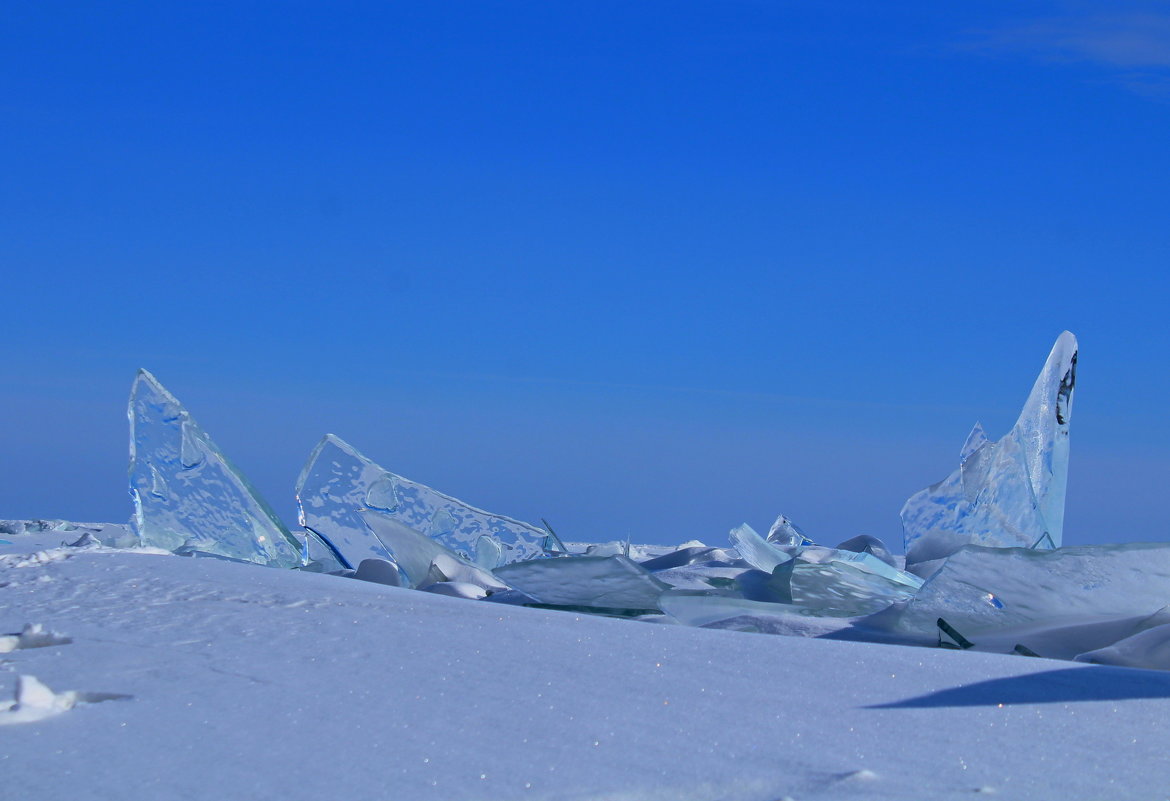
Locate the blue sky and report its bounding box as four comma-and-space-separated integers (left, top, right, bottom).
3, 1, 1169, 548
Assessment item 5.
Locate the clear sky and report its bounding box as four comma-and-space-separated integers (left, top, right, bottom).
3, 1, 1169, 549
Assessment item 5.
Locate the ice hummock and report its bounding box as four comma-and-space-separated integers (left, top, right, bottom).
296, 433, 562, 571
901, 331, 1077, 569
128, 370, 307, 567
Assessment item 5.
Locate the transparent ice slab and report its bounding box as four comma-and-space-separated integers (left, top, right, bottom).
493, 555, 671, 612
128, 370, 302, 567
901, 332, 1077, 566
296, 434, 560, 570
888, 542, 1170, 639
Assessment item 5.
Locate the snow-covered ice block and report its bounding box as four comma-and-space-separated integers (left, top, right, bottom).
494, 555, 670, 612
298, 434, 559, 569
0, 623, 71, 653
888, 542, 1170, 640
128, 370, 303, 567
901, 332, 1077, 567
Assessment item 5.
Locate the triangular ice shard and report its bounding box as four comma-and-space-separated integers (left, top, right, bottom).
766, 514, 813, 547
729, 523, 794, 572
128, 370, 302, 567
901, 332, 1077, 567
296, 434, 559, 570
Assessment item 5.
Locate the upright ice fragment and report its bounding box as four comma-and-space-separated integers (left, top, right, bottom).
128, 370, 303, 567
297, 434, 560, 569
729, 523, 793, 572
901, 332, 1077, 567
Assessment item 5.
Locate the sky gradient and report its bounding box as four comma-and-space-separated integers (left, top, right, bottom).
3, 1, 1169, 548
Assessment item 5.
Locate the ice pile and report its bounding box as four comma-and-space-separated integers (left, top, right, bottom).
26, 331, 1170, 670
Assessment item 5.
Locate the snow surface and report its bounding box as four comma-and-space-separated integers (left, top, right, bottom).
3, 531, 1169, 800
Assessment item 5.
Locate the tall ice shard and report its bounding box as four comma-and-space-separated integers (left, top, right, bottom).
128, 369, 303, 567
296, 434, 559, 569
901, 332, 1077, 567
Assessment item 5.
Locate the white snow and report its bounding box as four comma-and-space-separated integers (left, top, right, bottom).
2, 531, 1169, 800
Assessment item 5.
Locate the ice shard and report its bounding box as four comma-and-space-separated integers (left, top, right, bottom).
128, 370, 303, 567
729, 523, 794, 572
297, 434, 559, 570
901, 332, 1077, 567
657, 591, 871, 637
494, 555, 670, 613
767, 515, 813, 547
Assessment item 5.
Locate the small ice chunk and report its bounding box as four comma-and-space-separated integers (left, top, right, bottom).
901, 332, 1077, 566
297, 434, 558, 569
494, 556, 670, 612
0, 624, 72, 654
128, 370, 301, 567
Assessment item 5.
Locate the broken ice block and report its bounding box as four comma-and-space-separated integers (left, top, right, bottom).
297, 434, 558, 569
786, 556, 919, 617
901, 332, 1077, 566
494, 555, 670, 612
888, 542, 1170, 641
729, 523, 794, 572
767, 515, 813, 547
128, 370, 302, 567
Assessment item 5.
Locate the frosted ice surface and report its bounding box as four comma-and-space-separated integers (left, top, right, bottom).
297, 435, 559, 570
494, 555, 671, 612
890, 542, 1170, 639
128, 370, 302, 567
901, 332, 1077, 566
